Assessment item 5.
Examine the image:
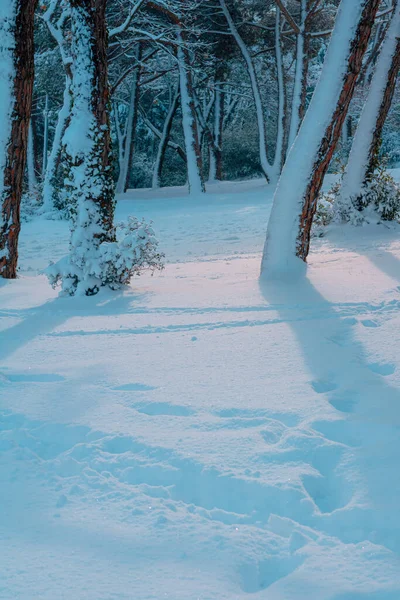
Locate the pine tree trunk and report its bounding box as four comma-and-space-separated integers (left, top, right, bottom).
337, 2, 400, 212
261, 0, 380, 277
0, 0, 37, 279
365, 35, 400, 180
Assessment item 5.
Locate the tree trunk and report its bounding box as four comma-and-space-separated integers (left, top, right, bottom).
177, 30, 205, 195
287, 0, 310, 149
60, 0, 116, 294
152, 82, 180, 188
261, 0, 380, 277
271, 6, 286, 179
337, 1, 400, 213
42, 72, 72, 212
0, 0, 37, 279
219, 0, 272, 181
27, 121, 38, 197
116, 45, 141, 194
209, 64, 226, 182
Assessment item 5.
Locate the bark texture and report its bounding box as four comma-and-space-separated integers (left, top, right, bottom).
366, 36, 400, 180
0, 0, 37, 278
296, 0, 381, 261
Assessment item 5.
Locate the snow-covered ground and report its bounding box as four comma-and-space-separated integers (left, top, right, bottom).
1, 178, 400, 599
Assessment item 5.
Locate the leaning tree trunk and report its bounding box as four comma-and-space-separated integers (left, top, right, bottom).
177, 30, 205, 195
261, 0, 380, 277
219, 0, 273, 181
0, 0, 37, 279
58, 0, 116, 295
337, 1, 400, 213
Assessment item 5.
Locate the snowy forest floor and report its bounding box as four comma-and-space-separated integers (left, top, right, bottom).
1, 176, 400, 599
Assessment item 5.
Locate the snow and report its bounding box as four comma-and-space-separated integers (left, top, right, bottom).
2, 176, 400, 598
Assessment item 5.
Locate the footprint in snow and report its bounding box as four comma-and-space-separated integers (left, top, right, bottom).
1, 372, 65, 383
367, 362, 396, 376
311, 380, 338, 394
113, 383, 158, 391
360, 319, 380, 328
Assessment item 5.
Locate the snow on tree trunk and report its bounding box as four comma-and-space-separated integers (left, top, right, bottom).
271, 7, 286, 180
177, 31, 205, 195
27, 121, 38, 197
338, 1, 400, 212
287, 0, 310, 149
219, 0, 272, 182
261, 0, 380, 278
42, 73, 72, 213
152, 83, 180, 189
58, 0, 116, 295
0, 0, 36, 279
209, 67, 226, 183
116, 47, 141, 194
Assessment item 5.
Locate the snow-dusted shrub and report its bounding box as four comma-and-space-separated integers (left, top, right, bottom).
312, 180, 338, 236
46, 217, 164, 296
335, 164, 400, 225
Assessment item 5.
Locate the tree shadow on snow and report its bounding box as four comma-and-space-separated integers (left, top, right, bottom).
259, 273, 400, 553
0, 288, 152, 364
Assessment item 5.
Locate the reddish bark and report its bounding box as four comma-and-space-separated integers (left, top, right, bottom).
0, 0, 37, 279
296, 0, 381, 262
365, 36, 400, 181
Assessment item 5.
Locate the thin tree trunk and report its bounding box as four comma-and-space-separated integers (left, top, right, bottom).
116, 46, 141, 194
219, 0, 272, 181
152, 82, 180, 188
271, 6, 286, 179
177, 30, 205, 195
287, 0, 310, 149
209, 65, 226, 182
42, 73, 72, 212
27, 121, 38, 197
0, 0, 37, 278
261, 0, 380, 277
337, 2, 400, 211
